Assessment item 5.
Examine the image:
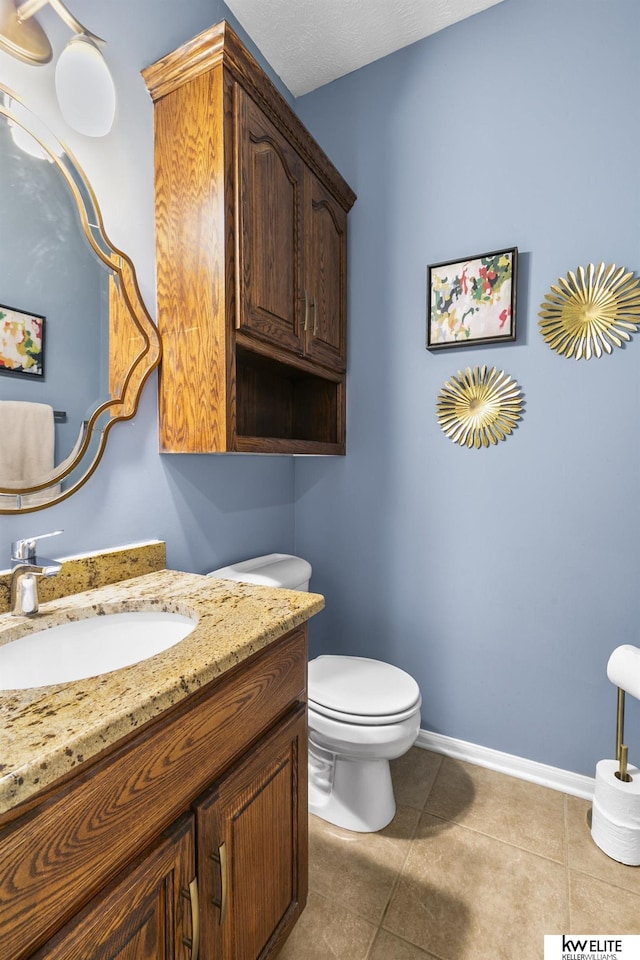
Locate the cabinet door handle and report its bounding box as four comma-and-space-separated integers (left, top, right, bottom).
181, 877, 200, 960
210, 841, 229, 925
312, 297, 318, 336
303, 291, 310, 332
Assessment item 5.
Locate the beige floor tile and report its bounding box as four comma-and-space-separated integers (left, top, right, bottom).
278, 890, 377, 960
424, 757, 566, 862
369, 929, 440, 959
383, 813, 569, 960
566, 796, 640, 896
569, 871, 640, 934
309, 805, 420, 923
390, 748, 443, 810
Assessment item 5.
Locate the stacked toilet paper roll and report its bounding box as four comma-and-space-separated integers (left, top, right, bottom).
591, 759, 640, 865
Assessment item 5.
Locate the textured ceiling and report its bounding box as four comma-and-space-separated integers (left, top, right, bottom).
225, 0, 505, 96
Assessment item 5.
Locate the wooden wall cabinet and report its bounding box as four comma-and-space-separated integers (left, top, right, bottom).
143, 21, 356, 455
2, 628, 309, 960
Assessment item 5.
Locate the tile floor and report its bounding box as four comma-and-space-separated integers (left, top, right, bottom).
279, 748, 640, 960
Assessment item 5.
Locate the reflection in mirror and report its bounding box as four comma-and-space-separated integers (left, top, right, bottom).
0, 87, 160, 513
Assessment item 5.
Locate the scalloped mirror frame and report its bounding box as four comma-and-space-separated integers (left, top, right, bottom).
0, 85, 161, 513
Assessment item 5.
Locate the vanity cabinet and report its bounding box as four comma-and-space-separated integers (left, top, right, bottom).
143, 21, 355, 456
197, 706, 307, 960
30, 815, 197, 960
2, 627, 309, 960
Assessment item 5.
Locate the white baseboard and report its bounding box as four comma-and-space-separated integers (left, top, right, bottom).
416, 729, 595, 801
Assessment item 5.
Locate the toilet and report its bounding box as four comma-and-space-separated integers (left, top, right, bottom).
208, 554, 422, 833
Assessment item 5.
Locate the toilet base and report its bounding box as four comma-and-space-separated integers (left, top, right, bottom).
308, 742, 396, 832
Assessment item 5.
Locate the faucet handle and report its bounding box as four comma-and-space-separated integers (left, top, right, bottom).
11, 530, 63, 562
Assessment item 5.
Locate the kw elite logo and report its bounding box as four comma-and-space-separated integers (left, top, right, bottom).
563, 939, 622, 958
544, 935, 640, 960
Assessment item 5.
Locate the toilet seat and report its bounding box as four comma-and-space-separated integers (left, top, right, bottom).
308, 699, 422, 726
308, 655, 421, 726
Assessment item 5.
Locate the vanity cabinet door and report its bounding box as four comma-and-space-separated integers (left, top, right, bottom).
30, 815, 197, 960
196, 705, 308, 960
303, 167, 348, 373
236, 85, 305, 356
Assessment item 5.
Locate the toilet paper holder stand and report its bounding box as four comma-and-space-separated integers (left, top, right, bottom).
607, 643, 640, 782
590, 645, 640, 865
615, 687, 633, 783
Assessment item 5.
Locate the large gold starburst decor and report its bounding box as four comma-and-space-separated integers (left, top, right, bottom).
436, 366, 523, 449
538, 262, 640, 360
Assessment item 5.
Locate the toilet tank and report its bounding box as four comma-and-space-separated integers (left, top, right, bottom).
207, 554, 312, 591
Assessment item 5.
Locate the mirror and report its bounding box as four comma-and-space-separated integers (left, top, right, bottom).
0, 85, 160, 513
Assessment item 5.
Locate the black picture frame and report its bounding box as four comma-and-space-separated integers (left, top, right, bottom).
0, 302, 45, 378
427, 246, 518, 350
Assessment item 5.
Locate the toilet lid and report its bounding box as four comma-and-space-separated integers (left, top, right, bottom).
308, 656, 421, 722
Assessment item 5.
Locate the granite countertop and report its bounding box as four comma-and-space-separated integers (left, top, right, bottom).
0, 569, 324, 816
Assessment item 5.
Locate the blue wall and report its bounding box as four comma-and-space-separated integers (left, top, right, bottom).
1, 0, 638, 777
294, 0, 640, 776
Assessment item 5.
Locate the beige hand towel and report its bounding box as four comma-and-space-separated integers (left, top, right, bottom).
0, 400, 55, 484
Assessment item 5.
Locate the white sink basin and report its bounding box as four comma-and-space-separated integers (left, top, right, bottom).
0, 611, 197, 690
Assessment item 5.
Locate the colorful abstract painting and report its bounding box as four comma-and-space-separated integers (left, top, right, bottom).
427, 247, 517, 350
0, 304, 45, 378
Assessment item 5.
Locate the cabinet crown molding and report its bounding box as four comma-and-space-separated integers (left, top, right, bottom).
142, 19, 356, 213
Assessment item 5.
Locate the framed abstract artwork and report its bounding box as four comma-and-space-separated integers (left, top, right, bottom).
0, 303, 45, 378
427, 247, 518, 350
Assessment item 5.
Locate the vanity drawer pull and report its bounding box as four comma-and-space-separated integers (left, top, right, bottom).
181, 877, 200, 960
210, 842, 228, 924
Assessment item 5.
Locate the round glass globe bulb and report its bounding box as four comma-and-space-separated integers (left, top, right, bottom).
3, 95, 63, 161
55, 35, 116, 138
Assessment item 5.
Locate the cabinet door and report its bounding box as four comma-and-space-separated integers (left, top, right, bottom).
196, 705, 308, 960
303, 169, 348, 372
30, 815, 197, 960
236, 86, 304, 355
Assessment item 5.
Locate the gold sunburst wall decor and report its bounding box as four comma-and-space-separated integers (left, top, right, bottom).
436, 365, 523, 449
538, 262, 640, 360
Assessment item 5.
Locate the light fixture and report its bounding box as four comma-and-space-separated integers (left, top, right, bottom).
0, 0, 115, 136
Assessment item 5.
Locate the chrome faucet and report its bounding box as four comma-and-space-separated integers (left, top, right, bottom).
10, 531, 63, 617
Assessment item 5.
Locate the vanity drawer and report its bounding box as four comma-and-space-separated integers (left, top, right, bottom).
0, 625, 307, 960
